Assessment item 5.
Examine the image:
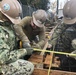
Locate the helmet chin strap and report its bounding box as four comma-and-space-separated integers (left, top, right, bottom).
30, 20, 37, 29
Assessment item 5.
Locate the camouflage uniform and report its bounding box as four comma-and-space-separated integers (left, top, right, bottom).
49, 0, 76, 71
48, 22, 76, 71
49, 23, 76, 53
14, 16, 46, 49
0, 22, 34, 75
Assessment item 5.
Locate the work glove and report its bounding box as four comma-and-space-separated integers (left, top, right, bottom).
32, 43, 41, 49
23, 42, 33, 55
47, 44, 52, 49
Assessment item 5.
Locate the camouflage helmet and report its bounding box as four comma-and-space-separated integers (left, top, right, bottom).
63, 0, 76, 24
0, 0, 22, 24
32, 9, 48, 27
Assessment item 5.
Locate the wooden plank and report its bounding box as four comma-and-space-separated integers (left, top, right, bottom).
28, 54, 44, 68
32, 68, 48, 75
44, 54, 52, 65
32, 69, 76, 75
28, 53, 60, 68
43, 53, 60, 68
28, 54, 43, 63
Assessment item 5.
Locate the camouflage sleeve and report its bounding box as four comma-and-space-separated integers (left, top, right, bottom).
13, 16, 32, 43
0, 38, 27, 64
0, 27, 10, 64
2, 59, 34, 75
37, 26, 46, 48
69, 39, 76, 59
71, 39, 76, 50
0, 29, 27, 64
49, 23, 68, 47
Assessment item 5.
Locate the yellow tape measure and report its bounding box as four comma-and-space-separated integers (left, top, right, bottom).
33, 48, 76, 57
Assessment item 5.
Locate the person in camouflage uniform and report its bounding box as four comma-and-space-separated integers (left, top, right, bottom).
49, 0, 76, 71
0, 0, 34, 75
14, 9, 48, 49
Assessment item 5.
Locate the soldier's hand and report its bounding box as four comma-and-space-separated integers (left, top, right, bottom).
69, 50, 76, 60
47, 44, 52, 49
23, 42, 33, 55
32, 43, 41, 49
23, 42, 31, 48
26, 47, 34, 55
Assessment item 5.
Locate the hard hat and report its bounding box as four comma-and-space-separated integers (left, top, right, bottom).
32, 9, 47, 27
63, 0, 76, 24
46, 10, 54, 20
0, 0, 22, 24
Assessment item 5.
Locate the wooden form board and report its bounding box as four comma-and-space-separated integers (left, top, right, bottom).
32, 69, 76, 75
